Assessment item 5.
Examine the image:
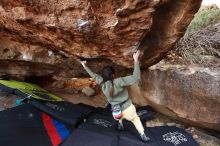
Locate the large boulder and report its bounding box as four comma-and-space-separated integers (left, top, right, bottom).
0, 36, 131, 78
0, 0, 202, 71
137, 62, 220, 132
0, 60, 62, 80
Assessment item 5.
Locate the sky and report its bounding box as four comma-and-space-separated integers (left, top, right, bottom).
202, 0, 220, 7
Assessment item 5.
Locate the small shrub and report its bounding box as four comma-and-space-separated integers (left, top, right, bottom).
188, 6, 220, 32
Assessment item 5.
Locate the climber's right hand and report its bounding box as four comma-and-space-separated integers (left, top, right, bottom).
133, 50, 140, 62
81, 61, 87, 68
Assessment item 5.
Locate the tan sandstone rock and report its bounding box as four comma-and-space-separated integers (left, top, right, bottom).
0, 0, 202, 70
140, 62, 220, 132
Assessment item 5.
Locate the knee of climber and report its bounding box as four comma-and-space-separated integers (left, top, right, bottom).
124, 113, 139, 122
130, 115, 140, 123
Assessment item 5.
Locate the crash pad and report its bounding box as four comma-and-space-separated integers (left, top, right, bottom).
62, 114, 199, 146
0, 104, 73, 146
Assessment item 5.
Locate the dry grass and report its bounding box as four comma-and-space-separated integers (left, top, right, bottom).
188, 5, 220, 32
172, 23, 220, 66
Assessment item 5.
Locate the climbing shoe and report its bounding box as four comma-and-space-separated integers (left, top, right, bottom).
139, 133, 150, 142
117, 122, 124, 131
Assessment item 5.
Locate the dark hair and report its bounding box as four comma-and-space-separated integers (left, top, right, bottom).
101, 66, 115, 97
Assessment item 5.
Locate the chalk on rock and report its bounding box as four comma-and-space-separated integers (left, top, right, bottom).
82, 86, 95, 97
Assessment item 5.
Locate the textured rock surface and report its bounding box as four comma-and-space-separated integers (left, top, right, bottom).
140, 62, 220, 132
0, 91, 19, 111
0, 0, 202, 70
0, 60, 63, 81
189, 127, 220, 146
81, 86, 96, 97
0, 36, 131, 78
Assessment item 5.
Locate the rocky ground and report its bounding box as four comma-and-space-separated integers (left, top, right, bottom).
0, 90, 219, 146
0, 91, 18, 111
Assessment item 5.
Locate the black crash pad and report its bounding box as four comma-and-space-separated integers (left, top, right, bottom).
30, 99, 95, 125
62, 114, 199, 146
0, 104, 73, 146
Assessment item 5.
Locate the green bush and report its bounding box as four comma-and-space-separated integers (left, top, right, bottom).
188, 6, 220, 32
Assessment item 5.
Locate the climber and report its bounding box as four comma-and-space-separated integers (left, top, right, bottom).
80, 50, 150, 142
